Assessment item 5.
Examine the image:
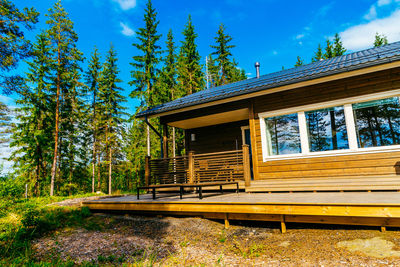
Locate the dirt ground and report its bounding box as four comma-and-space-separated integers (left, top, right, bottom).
32, 210, 400, 266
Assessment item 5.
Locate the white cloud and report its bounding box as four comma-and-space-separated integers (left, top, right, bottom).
364, 5, 377, 20
112, 0, 136, 10
119, 22, 135, 37
295, 34, 305, 40
340, 9, 400, 50
378, 0, 392, 6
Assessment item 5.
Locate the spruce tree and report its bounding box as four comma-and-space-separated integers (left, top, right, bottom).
98, 45, 127, 195
46, 0, 83, 196
129, 0, 162, 108
312, 44, 324, 62
0, 0, 39, 94
333, 33, 346, 57
10, 33, 54, 196
210, 23, 246, 86
177, 15, 204, 96
85, 48, 102, 193
324, 39, 334, 59
211, 24, 235, 85
206, 54, 219, 88
374, 33, 388, 47
294, 56, 304, 67
0, 102, 12, 145
154, 29, 177, 105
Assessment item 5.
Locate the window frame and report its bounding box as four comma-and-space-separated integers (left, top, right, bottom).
259, 89, 400, 162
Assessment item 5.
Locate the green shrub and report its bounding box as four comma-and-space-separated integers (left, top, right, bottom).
0, 177, 24, 198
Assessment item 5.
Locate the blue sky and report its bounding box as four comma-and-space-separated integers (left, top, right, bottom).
5, 0, 400, 114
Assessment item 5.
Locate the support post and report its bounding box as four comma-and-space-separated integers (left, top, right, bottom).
145, 156, 150, 187
172, 127, 176, 158
163, 124, 168, 158
146, 125, 150, 157
280, 215, 286, 234
224, 213, 230, 229
242, 144, 251, 187
188, 151, 195, 184
381, 226, 386, 232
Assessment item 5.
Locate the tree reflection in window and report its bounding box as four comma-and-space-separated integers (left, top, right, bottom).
353, 97, 400, 148
305, 106, 349, 152
265, 113, 301, 155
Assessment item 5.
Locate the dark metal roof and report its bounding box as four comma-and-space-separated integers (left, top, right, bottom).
137, 41, 400, 118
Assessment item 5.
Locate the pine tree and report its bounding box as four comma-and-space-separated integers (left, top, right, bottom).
374, 33, 388, 47
98, 45, 127, 195
0, 0, 39, 94
10, 33, 54, 196
177, 15, 204, 96
85, 48, 102, 193
324, 39, 334, 59
294, 56, 304, 67
46, 0, 83, 196
333, 33, 346, 57
129, 0, 162, 108
312, 44, 323, 62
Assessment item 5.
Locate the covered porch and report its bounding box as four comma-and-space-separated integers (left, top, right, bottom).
143, 101, 255, 189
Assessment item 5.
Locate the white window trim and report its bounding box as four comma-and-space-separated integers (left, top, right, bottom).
241, 125, 250, 146
259, 89, 400, 162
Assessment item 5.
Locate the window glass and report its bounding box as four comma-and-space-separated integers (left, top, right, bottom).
265, 113, 301, 155
305, 106, 349, 152
353, 97, 400, 148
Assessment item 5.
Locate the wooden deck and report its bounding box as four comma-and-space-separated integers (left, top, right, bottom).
82, 192, 400, 232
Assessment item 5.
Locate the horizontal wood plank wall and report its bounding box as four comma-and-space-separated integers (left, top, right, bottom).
252, 67, 400, 190
187, 120, 248, 154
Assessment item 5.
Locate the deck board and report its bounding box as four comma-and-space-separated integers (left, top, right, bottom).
83, 192, 400, 228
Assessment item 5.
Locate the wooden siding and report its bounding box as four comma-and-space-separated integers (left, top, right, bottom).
186, 120, 248, 154
250, 67, 400, 190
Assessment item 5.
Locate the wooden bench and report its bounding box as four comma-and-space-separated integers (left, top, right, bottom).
137, 181, 239, 200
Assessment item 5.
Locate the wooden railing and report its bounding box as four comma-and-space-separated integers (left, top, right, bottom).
147, 155, 189, 185
145, 145, 251, 186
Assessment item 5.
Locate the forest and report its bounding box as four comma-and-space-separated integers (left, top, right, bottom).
0, 0, 390, 198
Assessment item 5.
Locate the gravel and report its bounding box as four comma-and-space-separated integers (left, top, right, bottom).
31, 213, 400, 266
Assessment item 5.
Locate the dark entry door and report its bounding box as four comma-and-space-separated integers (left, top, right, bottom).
243, 127, 254, 180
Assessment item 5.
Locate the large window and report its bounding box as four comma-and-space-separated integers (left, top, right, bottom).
265, 113, 301, 155
305, 106, 349, 152
353, 97, 400, 148
259, 92, 400, 161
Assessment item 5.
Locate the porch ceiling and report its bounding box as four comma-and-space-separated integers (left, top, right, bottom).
168, 108, 249, 129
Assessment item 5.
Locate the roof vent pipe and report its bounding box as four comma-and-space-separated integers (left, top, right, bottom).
255, 62, 260, 78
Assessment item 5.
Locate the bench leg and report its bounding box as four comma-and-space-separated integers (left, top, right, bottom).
199, 186, 203, 199
220, 185, 223, 194
236, 183, 239, 194
137, 188, 140, 200
180, 186, 183, 199
152, 188, 156, 200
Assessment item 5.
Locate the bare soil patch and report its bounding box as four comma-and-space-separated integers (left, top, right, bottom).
32, 214, 400, 266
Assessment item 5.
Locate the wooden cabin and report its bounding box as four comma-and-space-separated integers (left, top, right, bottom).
136, 42, 400, 193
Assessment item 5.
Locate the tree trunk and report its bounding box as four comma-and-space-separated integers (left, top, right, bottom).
108, 146, 112, 195
50, 67, 60, 196
50, 32, 61, 197
97, 152, 101, 192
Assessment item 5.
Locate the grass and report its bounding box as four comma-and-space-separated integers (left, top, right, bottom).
0, 194, 97, 266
